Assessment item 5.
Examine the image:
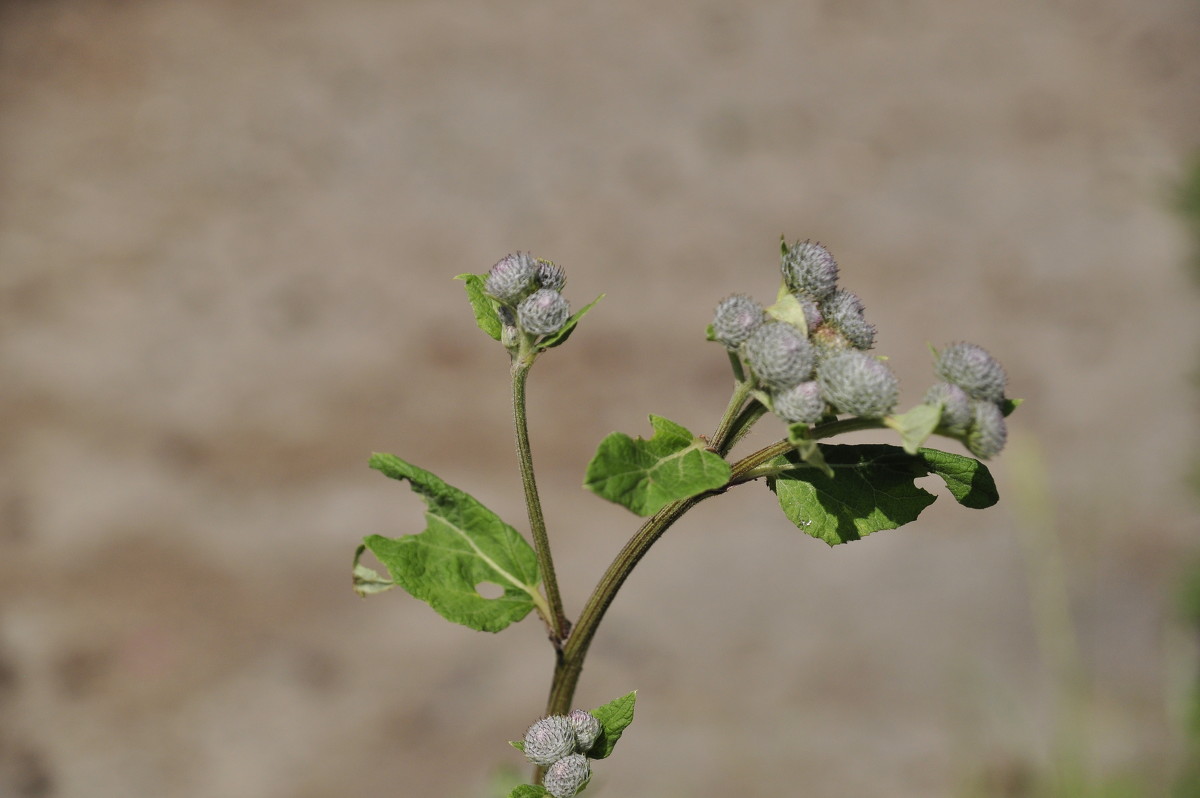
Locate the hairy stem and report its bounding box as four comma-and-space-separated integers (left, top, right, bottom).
512, 354, 570, 645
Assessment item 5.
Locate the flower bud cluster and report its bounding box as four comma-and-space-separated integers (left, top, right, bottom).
484, 253, 571, 337
925, 342, 1009, 458
522, 710, 601, 797
710, 240, 897, 423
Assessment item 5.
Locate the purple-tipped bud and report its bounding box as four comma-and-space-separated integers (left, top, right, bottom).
817, 351, 900, 418
798, 296, 824, 333
821, 289, 876, 350
782, 240, 839, 300
773, 380, 827, 424
924, 381, 973, 433
485, 252, 538, 303
536, 259, 567, 291
518, 288, 571, 336
742, 321, 816, 391
523, 715, 576, 768
567, 709, 601, 753
543, 753, 591, 798
712, 294, 765, 348
935, 342, 1007, 403
966, 400, 1007, 459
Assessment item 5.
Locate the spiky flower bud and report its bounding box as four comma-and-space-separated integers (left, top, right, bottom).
782, 240, 839, 300
536, 260, 567, 291
543, 753, 591, 798
966, 399, 1007, 459
742, 321, 815, 391
817, 350, 899, 418
567, 709, 601, 754
773, 380, 827, 424
712, 294, 765, 348
523, 715, 576, 768
821, 289, 876, 350
935, 342, 1007, 403
485, 253, 538, 303
798, 296, 824, 333
518, 288, 571, 336
923, 381, 972, 433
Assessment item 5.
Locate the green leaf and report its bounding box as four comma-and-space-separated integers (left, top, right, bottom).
765, 288, 811, 331
1000, 397, 1022, 417
584, 415, 732, 516
509, 739, 526, 753
507, 786, 549, 798
362, 453, 543, 631
588, 691, 637, 760
884, 403, 942, 454
352, 545, 397, 596
456, 273, 503, 341
787, 423, 834, 478
917, 447, 999, 509
538, 293, 604, 351
767, 444, 996, 545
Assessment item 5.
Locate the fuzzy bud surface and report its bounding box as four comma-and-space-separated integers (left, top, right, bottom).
523, 715, 576, 768
518, 288, 571, 336
966, 399, 1007, 459
567, 709, 601, 753
821, 289, 876, 350
485, 253, 538, 303
817, 351, 900, 418
742, 321, 816, 391
773, 380, 827, 424
536, 260, 567, 291
712, 294, 765, 348
543, 753, 591, 798
935, 342, 1007, 403
923, 381, 972, 433
782, 240, 839, 300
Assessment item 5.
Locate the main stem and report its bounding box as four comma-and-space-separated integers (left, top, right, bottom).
512, 355, 570, 644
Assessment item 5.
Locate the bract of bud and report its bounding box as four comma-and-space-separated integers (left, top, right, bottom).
536, 259, 567, 291
935, 342, 1007, 403
773, 380, 827, 424
742, 321, 816, 391
523, 715, 577, 768
518, 288, 571, 336
966, 399, 1007, 459
543, 753, 591, 798
485, 252, 538, 304
821, 289, 875, 350
782, 240, 839, 301
923, 381, 972, 433
712, 294, 765, 348
567, 709, 601, 754
817, 350, 900, 418
798, 296, 824, 333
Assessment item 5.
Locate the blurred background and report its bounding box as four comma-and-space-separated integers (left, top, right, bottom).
2, 1, 1199, 796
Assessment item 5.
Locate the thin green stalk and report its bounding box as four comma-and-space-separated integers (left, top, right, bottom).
512, 355, 570, 645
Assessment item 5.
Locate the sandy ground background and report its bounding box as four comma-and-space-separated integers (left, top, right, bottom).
2, 1, 1200, 796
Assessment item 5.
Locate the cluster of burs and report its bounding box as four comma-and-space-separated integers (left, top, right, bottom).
521, 710, 601, 797
712, 240, 1009, 458
484, 252, 570, 336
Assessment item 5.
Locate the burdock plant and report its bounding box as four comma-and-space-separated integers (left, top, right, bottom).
351, 239, 1020, 796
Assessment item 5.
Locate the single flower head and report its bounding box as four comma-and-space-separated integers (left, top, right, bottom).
485, 252, 538, 304
523, 715, 577, 768
772, 380, 827, 424
518, 288, 571, 336
712, 294, 765, 348
536, 259, 567, 291
934, 342, 1007, 403
817, 350, 900, 418
820, 289, 876, 350
543, 753, 591, 798
966, 399, 1007, 459
923, 381, 973, 433
742, 321, 816, 391
782, 240, 839, 301
567, 709, 601, 754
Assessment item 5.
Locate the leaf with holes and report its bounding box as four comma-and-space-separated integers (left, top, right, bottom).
360, 453, 545, 632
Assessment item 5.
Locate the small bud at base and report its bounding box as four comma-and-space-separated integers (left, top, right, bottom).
543, 753, 591, 798
923, 381, 972, 433
712, 294, 765, 348
518, 288, 571, 336
773, 381, 827, 424
567, 709, 601, 753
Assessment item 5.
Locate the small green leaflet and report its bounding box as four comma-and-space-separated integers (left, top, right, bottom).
537, 294, 603, 351
506, 786, 549, 798
456, 273, 503, 341
768, 444, 998, 546
360, 454, 544, 632
584, 415, 731, 516
588, 690, 637, 760
884, 403, 942, 454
